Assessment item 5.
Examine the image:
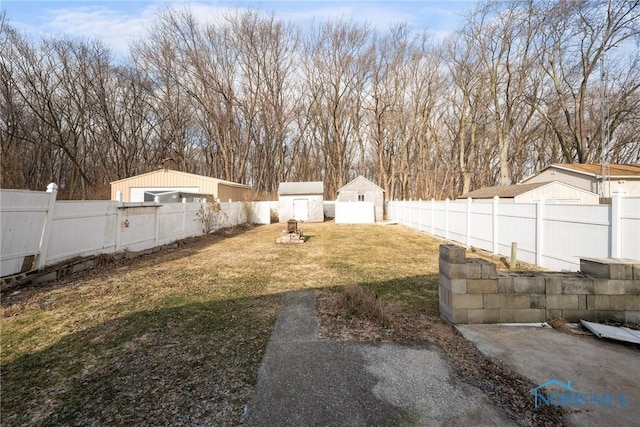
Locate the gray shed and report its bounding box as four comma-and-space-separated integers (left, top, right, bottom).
278, 181, 324, 222
337, 176, 385, 221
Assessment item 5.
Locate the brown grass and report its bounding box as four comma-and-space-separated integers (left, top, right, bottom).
1, 222, 563, 426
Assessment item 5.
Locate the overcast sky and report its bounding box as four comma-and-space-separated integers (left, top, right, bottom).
2, 0, 480, 58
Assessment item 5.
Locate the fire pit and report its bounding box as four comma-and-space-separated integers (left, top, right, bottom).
276, 219, 306, 244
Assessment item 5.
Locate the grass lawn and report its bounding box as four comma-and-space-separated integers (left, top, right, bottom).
1, 222, 442, 426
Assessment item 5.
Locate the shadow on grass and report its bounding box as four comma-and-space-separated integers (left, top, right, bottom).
1, 293, 279, 427
2, 272, 439, 427
0, 224, 264, 309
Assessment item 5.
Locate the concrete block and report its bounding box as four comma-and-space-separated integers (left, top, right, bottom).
497, 277, 514, 293
546, 309, 564, 319
561, 278, 594, 295
451, 294, 484, 309
451, 308, 469, 324
468, 309, 500, 323
499, 308, 546, 323
609, 295, 640, 311
466, 279, 498, 294
625, 311, 640, 324
634, 265, 640, 281
481, 261, 497, 279
439, 274, 467, 294
580, 258, 611, 278
529, 294, 546, 309
586, 295, 610, 310
594, 310, 625, 323
464, 260, 483, 279
561, 310, 593, 322
593, 279, 625, 295
498, 294, 531, 309
483, 294, 500, 309
440, 244, 466, 264
545, 277, 562, 294
513, 276, 546, 294
546, 294, 579, 310
624, 281, 640, 295
578, 295, 587, 310
441, 262, 472, 279
609, 263, 633, 280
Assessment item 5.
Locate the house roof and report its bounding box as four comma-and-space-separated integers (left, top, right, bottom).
110, 169, 249, 188
458, 182, 549, 199
524, 163, 640, 181
337, 175, 384, 193
278, 181, 324, 195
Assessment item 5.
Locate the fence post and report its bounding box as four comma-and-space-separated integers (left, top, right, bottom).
36, 183, 58, 270
492, 196, 499, 254
611, 192, 623, 258
535, 200, 543, 266
182, 198, 187, 236
116, 190, 123, 206
466, 197, 472, 248
403, 199, 407, 225
431, 198, 435, 235
418, 199, 422, 232
154, 196, 161, 244
445, 198, 450, 240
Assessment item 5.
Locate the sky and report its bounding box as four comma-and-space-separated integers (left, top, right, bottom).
1, 0, 480, 59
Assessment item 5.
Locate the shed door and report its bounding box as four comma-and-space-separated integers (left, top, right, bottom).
293, 199, 309, 221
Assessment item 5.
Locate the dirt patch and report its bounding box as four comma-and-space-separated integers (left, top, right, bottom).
317, 287, 567, 426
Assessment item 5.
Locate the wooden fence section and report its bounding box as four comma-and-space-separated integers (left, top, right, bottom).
388, 194, 640, 271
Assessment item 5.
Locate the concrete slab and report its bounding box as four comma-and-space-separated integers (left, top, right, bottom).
243, 290, 514, 426
457, 324, 640, 427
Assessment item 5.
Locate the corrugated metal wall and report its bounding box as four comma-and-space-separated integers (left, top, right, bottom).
110, 169, 249, 202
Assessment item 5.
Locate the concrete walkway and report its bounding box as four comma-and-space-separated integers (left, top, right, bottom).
457, 324, 640, 427
242, 290, 513, 426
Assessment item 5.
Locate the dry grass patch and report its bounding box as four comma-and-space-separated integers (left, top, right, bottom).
1, 222, 441, 426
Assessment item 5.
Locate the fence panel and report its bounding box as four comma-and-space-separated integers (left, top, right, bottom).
621, 197, 640, 261
0, 190, 51, 276
335, 202, 374, 224
496, 204, 537, 265
448, 201, 468, 243
46, 201, 118, 265
468, 202, 494, 252
388, 197, 638, 272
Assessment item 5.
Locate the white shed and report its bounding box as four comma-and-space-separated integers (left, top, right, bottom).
336, 176, 385, 222
277, 181, 324, 222
458, 181, 599, 204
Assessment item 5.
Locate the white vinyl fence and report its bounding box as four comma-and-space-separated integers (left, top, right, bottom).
1, 184, 272, 277
388, 194, 640, 271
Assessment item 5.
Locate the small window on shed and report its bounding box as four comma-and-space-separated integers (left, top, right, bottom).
357, 194, 365, 201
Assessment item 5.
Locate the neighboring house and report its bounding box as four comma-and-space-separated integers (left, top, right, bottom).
278, 181, 324, 222
110, 169, 251, 202
521, 163, 640, 198
336, 175, 385, 221
458, 181, 599, 204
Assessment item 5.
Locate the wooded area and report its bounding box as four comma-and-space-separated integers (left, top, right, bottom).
1, 0, 639, 200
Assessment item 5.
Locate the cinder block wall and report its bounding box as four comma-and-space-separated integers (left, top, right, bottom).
438, 244, 640, 324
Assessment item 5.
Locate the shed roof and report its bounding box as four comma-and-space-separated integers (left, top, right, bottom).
278, 181, 324, 196
337, 175, 384, 193
459, 180, 598, 199
523, 163, 640, 182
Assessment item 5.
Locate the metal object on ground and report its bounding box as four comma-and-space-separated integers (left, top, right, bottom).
277, 219, 306, 244
580, 320, 640, 345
